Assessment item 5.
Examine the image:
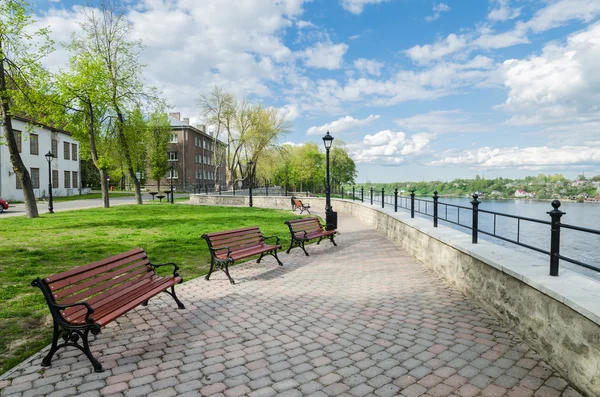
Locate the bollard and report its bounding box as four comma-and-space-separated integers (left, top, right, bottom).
381, 188, 384, 208
433, 191, 439, 227
342, 186, 344, 200
361, 187, 364, 202
547, 200, 565, 276
394, 188, 398, 212
410, 190, 415, 218
352, 186, 355, 201
471, 194, 480, 243
370, 187, 374, 205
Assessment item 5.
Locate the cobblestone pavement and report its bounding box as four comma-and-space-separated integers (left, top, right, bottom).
0, 215, 582, 397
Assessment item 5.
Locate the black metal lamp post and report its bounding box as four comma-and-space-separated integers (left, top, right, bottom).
169, 165, 174, 204
45, 151, 55, 213
248, 160, 254, 207
322, 131, 337, 230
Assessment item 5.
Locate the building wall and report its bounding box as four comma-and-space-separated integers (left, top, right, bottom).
0, 119, 80, 201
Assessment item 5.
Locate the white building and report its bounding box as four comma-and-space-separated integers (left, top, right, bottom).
0, 117, 81, 202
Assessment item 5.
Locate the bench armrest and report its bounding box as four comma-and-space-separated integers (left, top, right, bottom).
51, 301, 95, 324
292, 229, 308, 240
211, 245, 233, 259
262, 235, 281, 246
150, 262, 181, 277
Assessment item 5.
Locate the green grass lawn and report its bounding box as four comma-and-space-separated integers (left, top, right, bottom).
0, 204, 303, 374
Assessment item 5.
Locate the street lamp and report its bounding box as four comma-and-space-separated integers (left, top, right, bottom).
322, 131, 337, 230
248, 160, 254, 207
44, 151, 55, 214
169, 165, 174, 204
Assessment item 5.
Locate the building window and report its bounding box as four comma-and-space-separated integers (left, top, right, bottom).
30, 134, 39, 155
72, 171, 79, 188
52, 170, 59, 188
170, 133, 178, 143
166, 169, 179, 179
168, 151, 178, 161
194, 137, 199, 147
51, 139, 58, 157
14, 130, 22, 153
64, 171, 71, 188
31, 168, 40, 189
72, 143, 78, 161
64, 142, 70, 160
203, 140, 206, 149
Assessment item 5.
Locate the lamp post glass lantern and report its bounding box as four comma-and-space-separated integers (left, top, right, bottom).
45, 151, 55, 213
322, 131, 337, 230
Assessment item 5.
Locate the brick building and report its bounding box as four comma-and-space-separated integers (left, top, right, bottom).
147, 113, 226, 192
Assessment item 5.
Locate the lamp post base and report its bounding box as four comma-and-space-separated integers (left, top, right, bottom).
325, 210, 337, 230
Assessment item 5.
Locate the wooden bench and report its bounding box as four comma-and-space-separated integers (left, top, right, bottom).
31, 248, 184, 372
202, 227, 283, 284
291, 197, 311, 214
284, 217, 337, 256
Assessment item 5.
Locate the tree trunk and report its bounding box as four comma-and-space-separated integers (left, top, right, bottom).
0, 47, 38, 218
115, 110, 142, 204
86, 102, 109, 208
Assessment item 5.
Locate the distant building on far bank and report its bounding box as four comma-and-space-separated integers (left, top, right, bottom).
0, 116, 81, 202
514, 189, 535, 198
145, 113, 226, 192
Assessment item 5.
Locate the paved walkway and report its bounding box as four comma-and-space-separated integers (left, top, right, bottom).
0, 215, 581, 397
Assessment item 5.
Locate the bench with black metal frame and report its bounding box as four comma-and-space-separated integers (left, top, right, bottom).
31, 247, 184, 372
202, 226, 283, 284
291, 197, 311, 214
284, 217, 337, 256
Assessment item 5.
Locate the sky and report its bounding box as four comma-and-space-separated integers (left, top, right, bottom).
30, 0, 600, 182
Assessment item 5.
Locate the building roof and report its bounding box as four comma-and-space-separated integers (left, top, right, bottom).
168, 115, 226, 145
13, 115, 72, 136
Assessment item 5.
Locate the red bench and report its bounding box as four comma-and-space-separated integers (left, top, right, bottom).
32, 248, 184, 372
291, 198, 311, 214
284, 217, 337, 256
202, 227, 283, 284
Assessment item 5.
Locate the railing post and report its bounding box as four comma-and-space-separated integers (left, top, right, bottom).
394, 188, 398, 212
547, 200, 565, 276
370, 187, 373, 205
233, 185, 236, 196
352, 186, 355, 201
381, 188, 384, 208
219, 187, 222, 196
361, 186, 364, 202
342, 186, 344, 200
205, 185, 208, 195
266, 185, 269, 196
433, 191, 439, 227
410, 190, 415, 218
471, 194, 480, 243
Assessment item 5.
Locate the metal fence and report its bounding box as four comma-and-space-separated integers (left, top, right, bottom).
342, 186, 600, 276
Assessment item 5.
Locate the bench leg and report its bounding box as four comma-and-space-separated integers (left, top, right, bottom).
317, 237, 323, 245
300, 241, 309, 256
256, 252, 266, 263
271, 250, 284, 266
41, 323, 61, 368
81, 329, 104, 373
330, 234, 337, 246
165, 285, 185, 309
141, 300, 149, 306
205, 259, 215, 281
42, 323, 104, 372
222, 260, 235, 284
286, 240, 295, 254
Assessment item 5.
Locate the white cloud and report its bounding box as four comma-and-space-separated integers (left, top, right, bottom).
525, 0, 600, 33
425, 3, 451, 22
341, 0, 390, 15
306, 114, 380, 136
349, 34, 361, 40
474, 26, 529, 49
405, 34, 468, 64
488, 0, 521, 21
353, 58, 383, 76
296, 20, 316, 29
350, 130, 435, 164
431, 144, 600, 168
395, 110, 495, 134
501, 22, 600, 128
302, 41, 349, 69
282, 141, 305, 147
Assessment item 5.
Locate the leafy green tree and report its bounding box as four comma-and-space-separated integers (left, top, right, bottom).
330, 140, 357, 190
146, 111, 171, 192
0, 0, 53, 217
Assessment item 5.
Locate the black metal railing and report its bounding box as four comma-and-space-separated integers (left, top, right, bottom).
346, 186, 600, 276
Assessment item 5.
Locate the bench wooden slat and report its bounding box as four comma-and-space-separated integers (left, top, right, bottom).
54, 259, 150, 301
209, 233, 264, 247
204, 226, 260, 238
44, 248, 146, 285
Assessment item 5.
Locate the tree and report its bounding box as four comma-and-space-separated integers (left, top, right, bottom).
330, 140, 357, 190
146, 111, 171, 192
0, 0, 53, 217
75, 0, 161, 204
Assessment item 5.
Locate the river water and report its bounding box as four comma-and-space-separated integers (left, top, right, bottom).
376, 196, 600, 282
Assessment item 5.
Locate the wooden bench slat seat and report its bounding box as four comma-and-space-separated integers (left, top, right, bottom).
32, 248, 185, 372
285, 217, 337, 256
203, 226, 283, 284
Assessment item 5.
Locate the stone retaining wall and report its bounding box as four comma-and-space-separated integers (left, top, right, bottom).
189, 194, 600, 396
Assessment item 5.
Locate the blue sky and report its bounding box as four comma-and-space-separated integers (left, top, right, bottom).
32, 0, 600, 182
